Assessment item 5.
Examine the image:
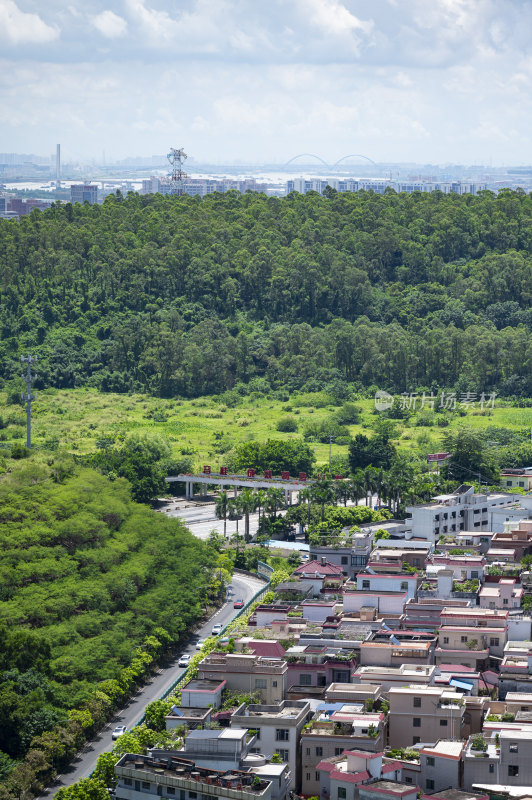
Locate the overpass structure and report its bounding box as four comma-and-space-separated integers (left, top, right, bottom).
166, 471, 332, 501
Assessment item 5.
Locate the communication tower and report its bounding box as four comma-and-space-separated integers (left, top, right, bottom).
167, 147, 187, 195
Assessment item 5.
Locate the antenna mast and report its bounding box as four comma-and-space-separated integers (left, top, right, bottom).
21, 355, 37, 449
167, 147, 188, 195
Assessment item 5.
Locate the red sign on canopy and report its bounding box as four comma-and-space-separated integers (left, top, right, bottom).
281, 471, 289, 480
247, 468, 255, 478
299, 472, 307, 482
264, 470, 272, 479
220, 467, 228, 476
203, 465, 211, 474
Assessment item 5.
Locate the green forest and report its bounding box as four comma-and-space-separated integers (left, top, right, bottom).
0, 455, 217, 783
1, 187, 532, 398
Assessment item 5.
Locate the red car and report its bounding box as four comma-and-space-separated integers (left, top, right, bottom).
233, 598, 244, 609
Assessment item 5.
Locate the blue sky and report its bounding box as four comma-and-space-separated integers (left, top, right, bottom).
2, 0, 532, 164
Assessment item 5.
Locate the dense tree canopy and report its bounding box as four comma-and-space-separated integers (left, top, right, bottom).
1, 188, 532, 398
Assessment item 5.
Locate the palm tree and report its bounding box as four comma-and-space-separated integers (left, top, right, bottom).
228, 497, 241, 536
334, 480, 350, 507
254, 489, 267, 528
265, 488, 286, 520
363, 466, 379, 507
311, 478, 335, 521
348, 471, 365, 507
299, 486, 313, 532
239, 488, 257, 543
215, 491, 230, 538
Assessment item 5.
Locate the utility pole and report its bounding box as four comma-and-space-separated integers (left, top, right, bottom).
21, 355, 36, 449
328, 435, 335, 469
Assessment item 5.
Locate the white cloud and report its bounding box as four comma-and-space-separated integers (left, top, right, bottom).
0, 0, 59, 44
92, 10, 127, 39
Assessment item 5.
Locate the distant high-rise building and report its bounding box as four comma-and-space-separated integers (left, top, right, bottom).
70, 184, 98, 204
56, 144, 61, 188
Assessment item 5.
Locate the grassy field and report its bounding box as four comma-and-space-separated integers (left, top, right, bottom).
1, 388, 531, 472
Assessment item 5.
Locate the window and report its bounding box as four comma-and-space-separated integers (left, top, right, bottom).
509, 744, 518, 753
124, 780, 132, 787
338, 789, 347, 800
362, 580, 370, 589
503, 599, 508, 605
341, 557, 348, 565
471, 571, 478, 579
440, 719, 448, 726
443, 637, 449, 644
255, 679, 267, 689
335, 748, 344, 756
180, 792, 186, 800
413, 736, 420, 745
490, 638, 499, 647
157, 787, 163, 797
461, 636, 468, 643
306, 774, 310, 782
189, 792, 197, 798
167, 790, 175, 797
276, 729, 289, 741
272, 681, 277, 687
306, 748, 311, 756
401, 582, 408, 591
413, 718, 421, 727
316, 747, 323, 757
404, 778, 413, 785
275, 749, 289, 762
508, 766, 519, 777
426, 757, 435, 767
142, 782, 151, 790
413, 558, 420, 567
300, 674, 312, 685
315, 773, 320, 782
426, 780, 435, 791
413, 697, 421, 707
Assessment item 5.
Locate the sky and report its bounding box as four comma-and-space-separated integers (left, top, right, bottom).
2, 0, 532, 165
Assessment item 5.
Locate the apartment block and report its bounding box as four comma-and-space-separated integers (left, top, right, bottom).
284, 645, 355, 691
309, 531, 374, 578
318, 750, 403, 800
388, 687, 465, 748
352, 665, 437, 692
419, 741, 465, 793
198, 654, 286, 704
230, 701, 310, 790
479, 579, 523, 610
463, 730, 532, 789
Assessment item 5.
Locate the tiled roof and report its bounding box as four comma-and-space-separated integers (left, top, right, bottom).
293, 560, 344, 576
330, 769, 370, 784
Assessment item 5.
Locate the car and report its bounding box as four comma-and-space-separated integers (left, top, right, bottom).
211, 623, 223, 636
233, 598, 244, 609
196, 639, 206, 650
112, 725, 127, 740
178, 654, 191, 668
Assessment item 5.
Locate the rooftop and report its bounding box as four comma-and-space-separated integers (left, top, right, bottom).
420, 740, 464, 760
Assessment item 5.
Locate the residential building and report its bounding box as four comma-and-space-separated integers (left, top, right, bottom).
309, 531, 374, 578
463, 729, 532, 789
291, 559, 344, 596
402, 598, 474, 631
300, 706, 385, 796
490, 521, 532, 561
358, 780, 419, 800
165, 703, 212, 730
284, 645, 355, 692
325, 684, 382, 705
501, 468, 532, 491
114, 752, 273, 800
427, 555, 485, 582
479, 579, 523, 610
352, 665, 437, 692
358, 630, 435, 668
388, 686, 465, 748
181, 679, 226, 709
70, 184, 98, 204
419, 741, 465, 793
406, 487, 519, 543
318, 750, 403, 800
436, 607, 508, 668
198, 654, 286, 704
230, 701, 310, 790
499, 642, 532, 697
180, 729, 265, 773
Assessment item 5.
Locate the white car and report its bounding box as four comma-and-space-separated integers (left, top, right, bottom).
196, 639, 206, 650
211, 623, 223, 636
178, 654, 191, 668
112, 725, 127, 740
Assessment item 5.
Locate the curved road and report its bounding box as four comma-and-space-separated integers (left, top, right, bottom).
40, 572, 266, 798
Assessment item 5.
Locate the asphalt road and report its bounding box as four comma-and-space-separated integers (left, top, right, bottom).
39, 571, 266, 798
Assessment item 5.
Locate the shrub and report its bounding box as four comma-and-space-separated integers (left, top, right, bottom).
276, 416, 298, 433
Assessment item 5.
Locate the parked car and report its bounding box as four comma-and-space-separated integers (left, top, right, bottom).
212, 623, 223, 635
195, 639, 206, 650
112, 725, 127, 740
178, 654, 191, 668
233, 598, 244, 609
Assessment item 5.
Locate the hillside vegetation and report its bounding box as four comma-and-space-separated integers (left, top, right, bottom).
1, 188, 532, 398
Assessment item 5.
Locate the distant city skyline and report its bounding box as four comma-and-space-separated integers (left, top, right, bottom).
2, 1, 532, 164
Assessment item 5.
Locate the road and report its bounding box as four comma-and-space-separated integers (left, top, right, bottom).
39, 572, 266, 798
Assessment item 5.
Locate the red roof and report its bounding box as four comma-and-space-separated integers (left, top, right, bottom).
293, 560, 344, 576
381, 761, 402, 774
438, 664, 476, 673
244, 640, 286, 658
330, 770, 370, 784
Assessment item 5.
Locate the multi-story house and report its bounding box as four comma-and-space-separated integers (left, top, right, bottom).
352, 665, 437, 692
479, 578, 523, 610
359, 630, 436, 667
499, 642, 532, 697
114, 753, 274, 800
198, 654, 286, 704
309, 531, 374, 579
418, 741, 465, 793
343, 569, 417, 616
490, 521, 532, 561
318, 750, 403, 800
230, 701, 311, 790
436, 607, 508, 669
284, 645, 355, 693
300, 707, 385, 796
388, 686, 465, 748
463, 729, 532, 789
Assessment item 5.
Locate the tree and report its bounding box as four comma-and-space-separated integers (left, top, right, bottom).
239, 489, 257, 543
215, 491, 230, 538
264, 488, 286, 520
311, 479, 335, 521
55, 777, 110, 800
348, 434, 395, 472
441, 427, 500, 486
227, 439, 315, 476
